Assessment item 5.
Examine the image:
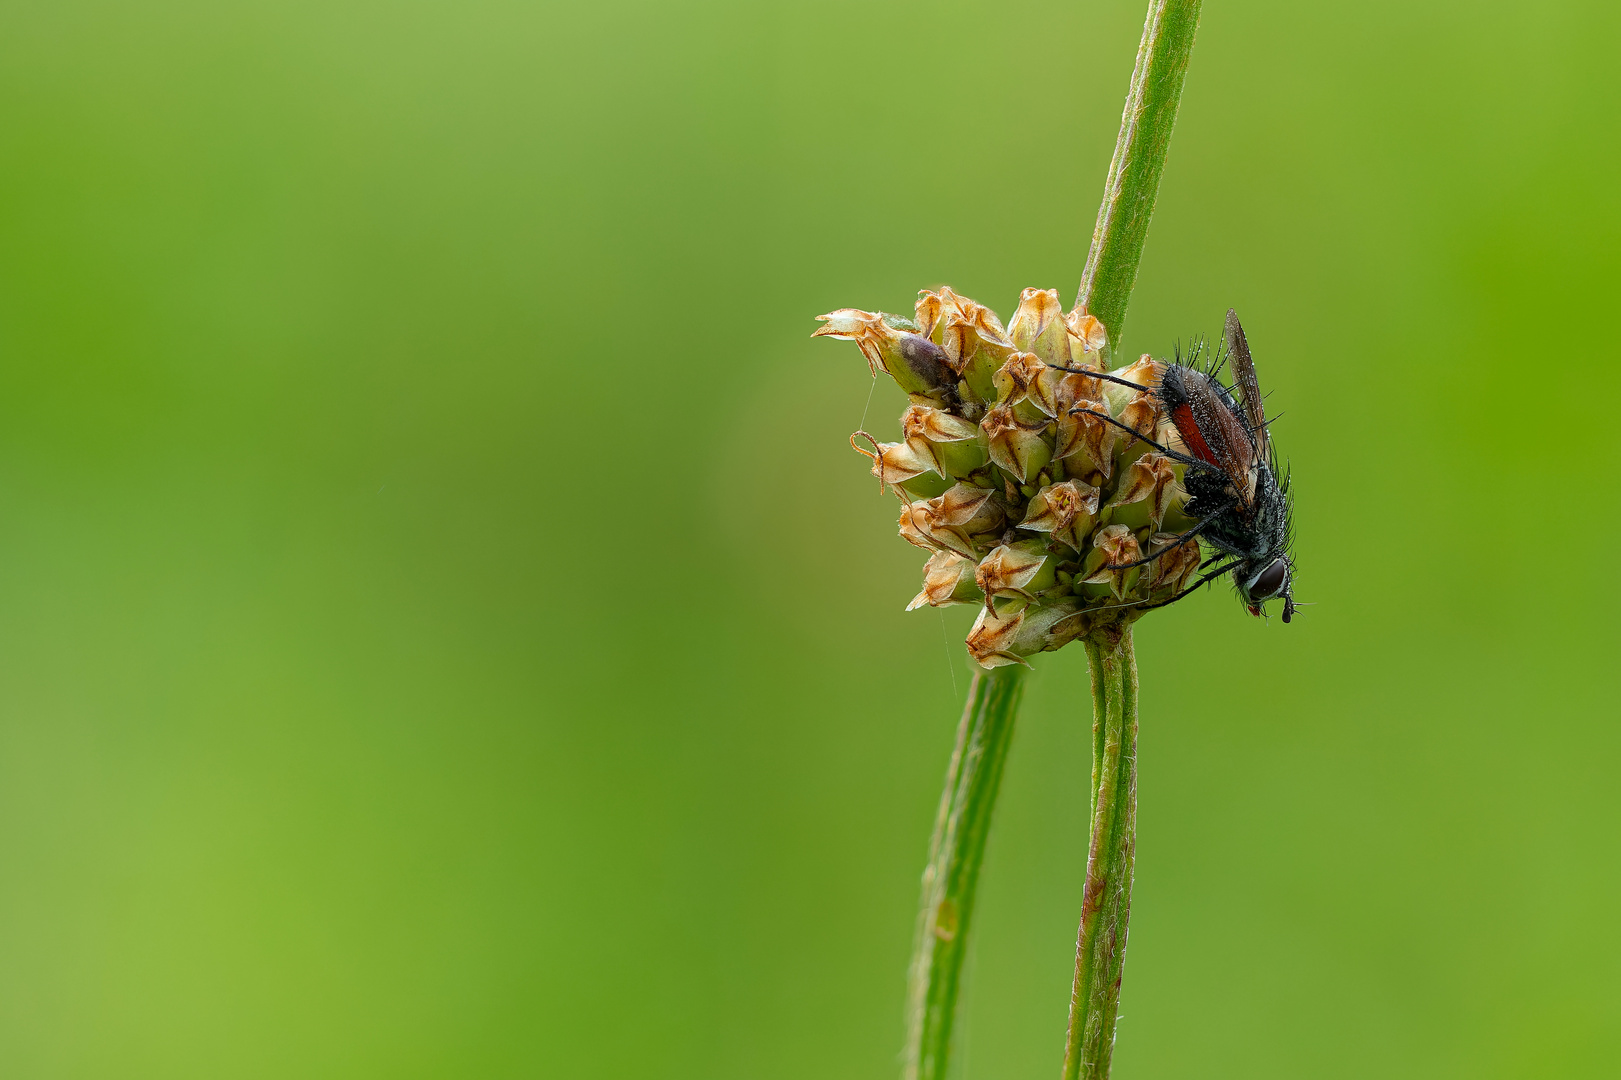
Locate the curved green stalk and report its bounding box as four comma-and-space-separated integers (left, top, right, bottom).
1063, 632, 1139, 1079
1075, 0, 1204, 356
900, 3, 1198, 1077
904, 664, 1026, 1080
1062, 4, 1200, 1074
1085, 639, 1107, 824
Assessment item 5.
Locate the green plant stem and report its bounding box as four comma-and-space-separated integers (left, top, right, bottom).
1056, 4, 1200, 1072
903, 663, 1026, 1080
1075, 0, 1203, 356
1063, 631, 1139, 1080
1085, 640, 1107, 823
901, 5, 1197, 1076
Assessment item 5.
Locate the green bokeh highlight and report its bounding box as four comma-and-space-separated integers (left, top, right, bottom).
0, 1, 1617, 1076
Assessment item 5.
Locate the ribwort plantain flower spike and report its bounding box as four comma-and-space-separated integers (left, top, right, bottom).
818, 290, 1205, 667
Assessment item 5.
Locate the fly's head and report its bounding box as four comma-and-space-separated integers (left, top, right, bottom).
1238, 554, 1294, 623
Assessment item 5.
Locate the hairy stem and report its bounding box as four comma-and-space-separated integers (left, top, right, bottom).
904, 664, 1027, 1080
1063, 632, 1139, 1080
1075, 0, 1203, 356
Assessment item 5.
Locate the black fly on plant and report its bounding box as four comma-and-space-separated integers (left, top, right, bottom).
1056, 309, 1297, 622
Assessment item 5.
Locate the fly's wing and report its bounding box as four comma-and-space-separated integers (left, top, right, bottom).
1177, 367, 1256, 504
1223, 308, 1269, 460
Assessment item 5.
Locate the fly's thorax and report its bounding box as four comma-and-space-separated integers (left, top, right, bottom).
1248, 461, 1291, 556
1226, 463, 1292, 614
1181, 464, 1230, 517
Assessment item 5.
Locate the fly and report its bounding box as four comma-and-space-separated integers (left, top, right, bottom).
1056, 309, 1296, 622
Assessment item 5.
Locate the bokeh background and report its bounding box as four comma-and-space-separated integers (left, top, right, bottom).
1, 0, 1617, 1076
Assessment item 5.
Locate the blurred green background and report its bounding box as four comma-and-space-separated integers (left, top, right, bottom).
1, 0, 1617, 1076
